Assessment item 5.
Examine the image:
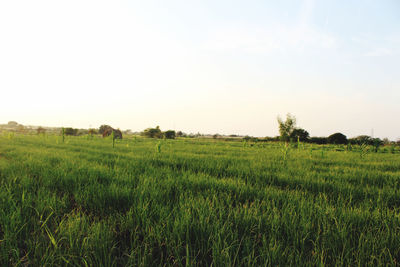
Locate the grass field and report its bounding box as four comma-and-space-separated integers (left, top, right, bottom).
0, 134, 400, 266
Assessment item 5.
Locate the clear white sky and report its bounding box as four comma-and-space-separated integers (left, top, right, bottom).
0, 0, 399, 139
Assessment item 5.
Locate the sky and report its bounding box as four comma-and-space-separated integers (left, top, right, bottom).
0, 0, 399, 139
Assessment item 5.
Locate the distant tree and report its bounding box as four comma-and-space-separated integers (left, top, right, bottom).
327, 133, 348, 144
37, 127, 46, 135
103, 128, 123, 139
164, 130, 176, 139
99, 125, 113, 135
213, 134, 219, 139
243, 135, 252, 141
64, 127, 78, 136
290, 128, 310, 142
309, 137, 328, 145
88, 128, 97, 135
349, 135, 372, 145
360, 135, 373, 145
277, 113, 297, 142
114, 129, 123, 139
372, 138, 383, 152
143, 126, 163, 138
176, 131, 184, 137
264, 136, 280, 142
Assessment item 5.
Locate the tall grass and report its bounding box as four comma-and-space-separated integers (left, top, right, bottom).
0, 134, 399, 266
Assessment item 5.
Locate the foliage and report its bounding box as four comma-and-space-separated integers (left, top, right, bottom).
142, 126, 163, 138
309, 137, 328, 144
263, 136, 280, 142
327, 132, 348, 144
64, 127, 79, 136
349, 135, 372, 145
372, 138, 383, 152
103, 128, 123, 139
277, 113, 296, 142
99, 125, 113, 135
163, 130, 176, 139
290, 128, 309, 142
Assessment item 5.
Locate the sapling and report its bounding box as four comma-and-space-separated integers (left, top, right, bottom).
281, 142, 290, 164
112, 130, 115, 148
372, 138, 382, 153
156, 140, 162, 153
360, 143, 369, 159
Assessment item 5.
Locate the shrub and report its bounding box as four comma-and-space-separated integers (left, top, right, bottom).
64, 127, 79, 136
103, 128, 123, 139
290, 128, 309, 142
349, 135, 373, 145
164, 130, 176, 139
99, 125, 113, 135
309, 137, 328, 145
143, 126, 163, 138
327, 133, 348, 144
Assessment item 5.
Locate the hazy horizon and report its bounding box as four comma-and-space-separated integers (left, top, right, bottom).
1, 1, 399, 140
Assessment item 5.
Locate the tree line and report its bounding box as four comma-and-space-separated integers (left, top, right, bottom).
3, 120, 399, 146
276, 114, 390, 146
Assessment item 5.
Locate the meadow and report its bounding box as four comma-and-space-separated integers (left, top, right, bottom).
0, 134, 399, 266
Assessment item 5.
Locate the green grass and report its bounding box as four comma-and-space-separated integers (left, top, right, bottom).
0, 134, 399, 266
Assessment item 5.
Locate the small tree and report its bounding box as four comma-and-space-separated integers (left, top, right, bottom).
356, 135, 372, 145
103, 128, 123, 139
143, 126, 163, 138
277, 113, 296, 142
164, 130, 176, 139
372, 138, 383, 152
99, 125, 113, 135
327, 133, 348, 144
290, 128, 309, 142
64, 127, 78, 136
